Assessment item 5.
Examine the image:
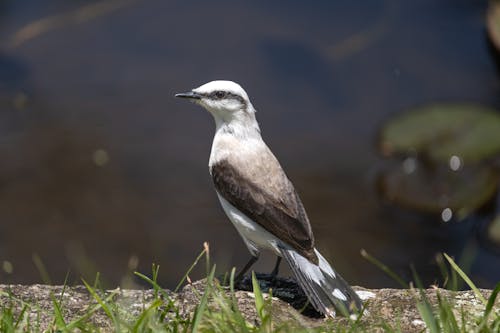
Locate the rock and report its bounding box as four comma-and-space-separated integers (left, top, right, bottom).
0, 277, 497, 332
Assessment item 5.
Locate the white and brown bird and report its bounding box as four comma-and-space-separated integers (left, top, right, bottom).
175, 80, 362, 316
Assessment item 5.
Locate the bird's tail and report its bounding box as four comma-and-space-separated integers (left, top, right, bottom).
280, 247, 362, 317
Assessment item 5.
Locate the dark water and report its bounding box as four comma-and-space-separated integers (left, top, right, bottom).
0, 0, 498, 289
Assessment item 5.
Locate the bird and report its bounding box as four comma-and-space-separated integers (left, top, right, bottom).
175, 80, 362, 317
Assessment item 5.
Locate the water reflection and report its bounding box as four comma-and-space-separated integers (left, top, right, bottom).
0, 0, 498, 289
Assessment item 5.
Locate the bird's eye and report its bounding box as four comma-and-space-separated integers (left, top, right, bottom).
215, 91, 226, 99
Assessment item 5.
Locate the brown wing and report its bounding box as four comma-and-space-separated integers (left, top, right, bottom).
211, 159, 318, 264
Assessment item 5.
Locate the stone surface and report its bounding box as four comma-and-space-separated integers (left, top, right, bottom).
0, 277, 497, 332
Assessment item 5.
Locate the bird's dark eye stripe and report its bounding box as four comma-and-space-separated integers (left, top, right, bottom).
207, 91, 223, 99
227, 92, 242, 100
208, 91, 243, 102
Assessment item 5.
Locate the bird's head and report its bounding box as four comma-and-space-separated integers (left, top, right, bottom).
176, 80, 257, 129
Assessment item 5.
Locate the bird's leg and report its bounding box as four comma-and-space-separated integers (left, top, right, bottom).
270, 256, 282, 278
234, 254, 259, 284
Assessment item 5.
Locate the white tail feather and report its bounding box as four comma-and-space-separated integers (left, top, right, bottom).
280, 247, 362, 317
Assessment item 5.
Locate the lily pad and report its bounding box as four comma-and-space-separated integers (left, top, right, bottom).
487, 1, 500, 53
488, 214, 500, 246
379, 104, 500, 164
377, 160, 499, 220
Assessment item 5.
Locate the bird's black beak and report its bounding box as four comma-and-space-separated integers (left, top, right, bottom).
175, 91, 201, 99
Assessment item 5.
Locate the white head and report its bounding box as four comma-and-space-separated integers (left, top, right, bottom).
176, 80, 260, 136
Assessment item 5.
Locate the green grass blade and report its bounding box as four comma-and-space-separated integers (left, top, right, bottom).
460, 308, 467, 333
151, 263, 160, 299
13, 304, 28, 330
131, 298, 163, 333
443, 253, 487, 304
82, 279, 118, 328
93, 272, 101, 289
417, 302, 439, 333
48, 270, 72, 331
229, 266, 240, 312
58, 270, 71, 303
477, 281, 500, 330
435, 253, 452, 289
229, 267, 236, 296
411, 265, 440, 333
251, 271, 266, 321
436, 293, 459, 333
134, 271, 174, 304
32, 254, 52, 285
484, 281, 500, 318
226, 267, 251, 331
204, 242, 210, 277
65, 290, 118, 331
51, 294, 67, 329
191, 264, 216, 333
1, 306, 14, 332
361, 249, 409, 288
174, 247, 208, 293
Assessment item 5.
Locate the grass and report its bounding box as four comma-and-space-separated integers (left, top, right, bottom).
0, 245, 498, 332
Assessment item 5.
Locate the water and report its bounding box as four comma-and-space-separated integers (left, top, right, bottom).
0, 0, 498, 289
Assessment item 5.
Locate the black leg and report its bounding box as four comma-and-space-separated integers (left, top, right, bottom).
270, 256, 282, 277
235, 254, 259, 283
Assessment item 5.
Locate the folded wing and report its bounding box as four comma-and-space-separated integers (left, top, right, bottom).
211, 158, 318, 264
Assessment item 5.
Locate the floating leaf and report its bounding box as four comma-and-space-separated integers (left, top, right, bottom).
488, 214, 500, 246
377, 160, 499, 220
487, 1, 500, 53
379, 104, 500, 164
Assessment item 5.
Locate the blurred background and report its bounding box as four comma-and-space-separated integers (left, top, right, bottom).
0, 0, 499, 289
